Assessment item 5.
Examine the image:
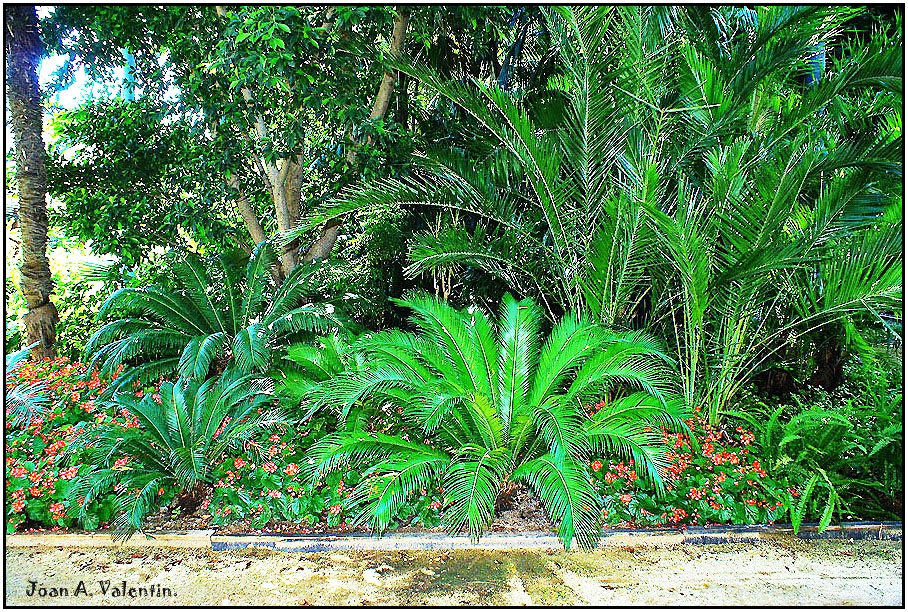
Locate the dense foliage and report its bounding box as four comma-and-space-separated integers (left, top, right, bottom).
593, 410, 789, 528
5, 357, 129, 532
4, 4, 903, 546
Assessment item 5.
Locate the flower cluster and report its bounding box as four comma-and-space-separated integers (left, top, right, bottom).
591, 407, 789, 528
207, 414, 446, 532
5, 357, 159, 533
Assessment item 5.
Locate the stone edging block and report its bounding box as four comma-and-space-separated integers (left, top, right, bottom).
5, 523, 900, 551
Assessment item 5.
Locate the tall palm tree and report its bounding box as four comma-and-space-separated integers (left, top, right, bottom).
290, 6, 902, 420
6, 4, 59, 359
85, 242, 347, 393
303, 292, 684, 549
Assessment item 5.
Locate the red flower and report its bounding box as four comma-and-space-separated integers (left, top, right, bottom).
329, 504, 342, 515
233, 457, 247, 470
429, 500, 442, 510
591, 460, 603, 473
262, 461, 277, 474
10, 466, 27, 479
618, 493, 633, 504
283, 463, 299, 477
49, 502, 66, 520
58, 466, 79, 480
11, 500, 25, 512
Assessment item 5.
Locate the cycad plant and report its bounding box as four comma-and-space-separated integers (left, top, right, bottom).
70, 368, 285, 539
85, 242, 346, 394
291, 6, 902, 420
303, 293, 684, 549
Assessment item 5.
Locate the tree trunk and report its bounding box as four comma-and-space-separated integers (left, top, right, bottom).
6, 4, 58, 360
306, 7, 409, 263
215, 5, 297, 277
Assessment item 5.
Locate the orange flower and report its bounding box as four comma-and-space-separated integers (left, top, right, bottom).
49, 502, 66, 520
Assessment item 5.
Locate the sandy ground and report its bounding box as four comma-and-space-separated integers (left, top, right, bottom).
5, 536, 902, 606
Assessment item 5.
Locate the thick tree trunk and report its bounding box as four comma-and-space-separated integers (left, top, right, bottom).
306, 7, 409, 263
6, 4, 58, 359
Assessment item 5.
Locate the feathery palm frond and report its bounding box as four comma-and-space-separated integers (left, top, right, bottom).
290, 6, 900, 421
86, 244, 351, 391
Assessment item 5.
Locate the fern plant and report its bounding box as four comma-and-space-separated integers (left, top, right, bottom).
85, 242, 346, 394
69, 368, 286, 540
727, 382, 902, 532
302, 292, 685, 549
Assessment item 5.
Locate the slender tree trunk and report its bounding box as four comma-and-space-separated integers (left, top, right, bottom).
6, 4, 58, 359
215, 5, 298, 276
306, 7, 409, 262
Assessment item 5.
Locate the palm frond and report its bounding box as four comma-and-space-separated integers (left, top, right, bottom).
513, 454, 601, 550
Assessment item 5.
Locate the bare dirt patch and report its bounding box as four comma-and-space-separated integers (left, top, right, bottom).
5, 537, 901, 606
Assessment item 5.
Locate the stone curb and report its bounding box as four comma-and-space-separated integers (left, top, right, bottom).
6, 523, 900, 551
6, 529, 215, 549
212, 522, 902, 552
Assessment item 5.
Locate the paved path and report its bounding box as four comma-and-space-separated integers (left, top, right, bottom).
5, 537, 901, 606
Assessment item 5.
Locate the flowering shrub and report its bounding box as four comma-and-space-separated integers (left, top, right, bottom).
208, 411, 446, 531
4, 357, 143, 533
592, 408, 791, 527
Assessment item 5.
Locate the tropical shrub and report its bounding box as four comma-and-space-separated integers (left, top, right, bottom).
4, 357, 134, 533
301, 292, 685, 549
70, 368, 286, 539
592, 408, 789, 528
728, 353, 903, 531
85, 243, 346, 394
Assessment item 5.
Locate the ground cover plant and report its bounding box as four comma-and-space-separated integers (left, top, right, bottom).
207, 420, 447, 531
4, 357, 135, 532
592, 408, 789, 528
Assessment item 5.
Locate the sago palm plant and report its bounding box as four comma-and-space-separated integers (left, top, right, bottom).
302, 293, 684, 549
85, 242, 346, 394
69, 368, 285, 540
